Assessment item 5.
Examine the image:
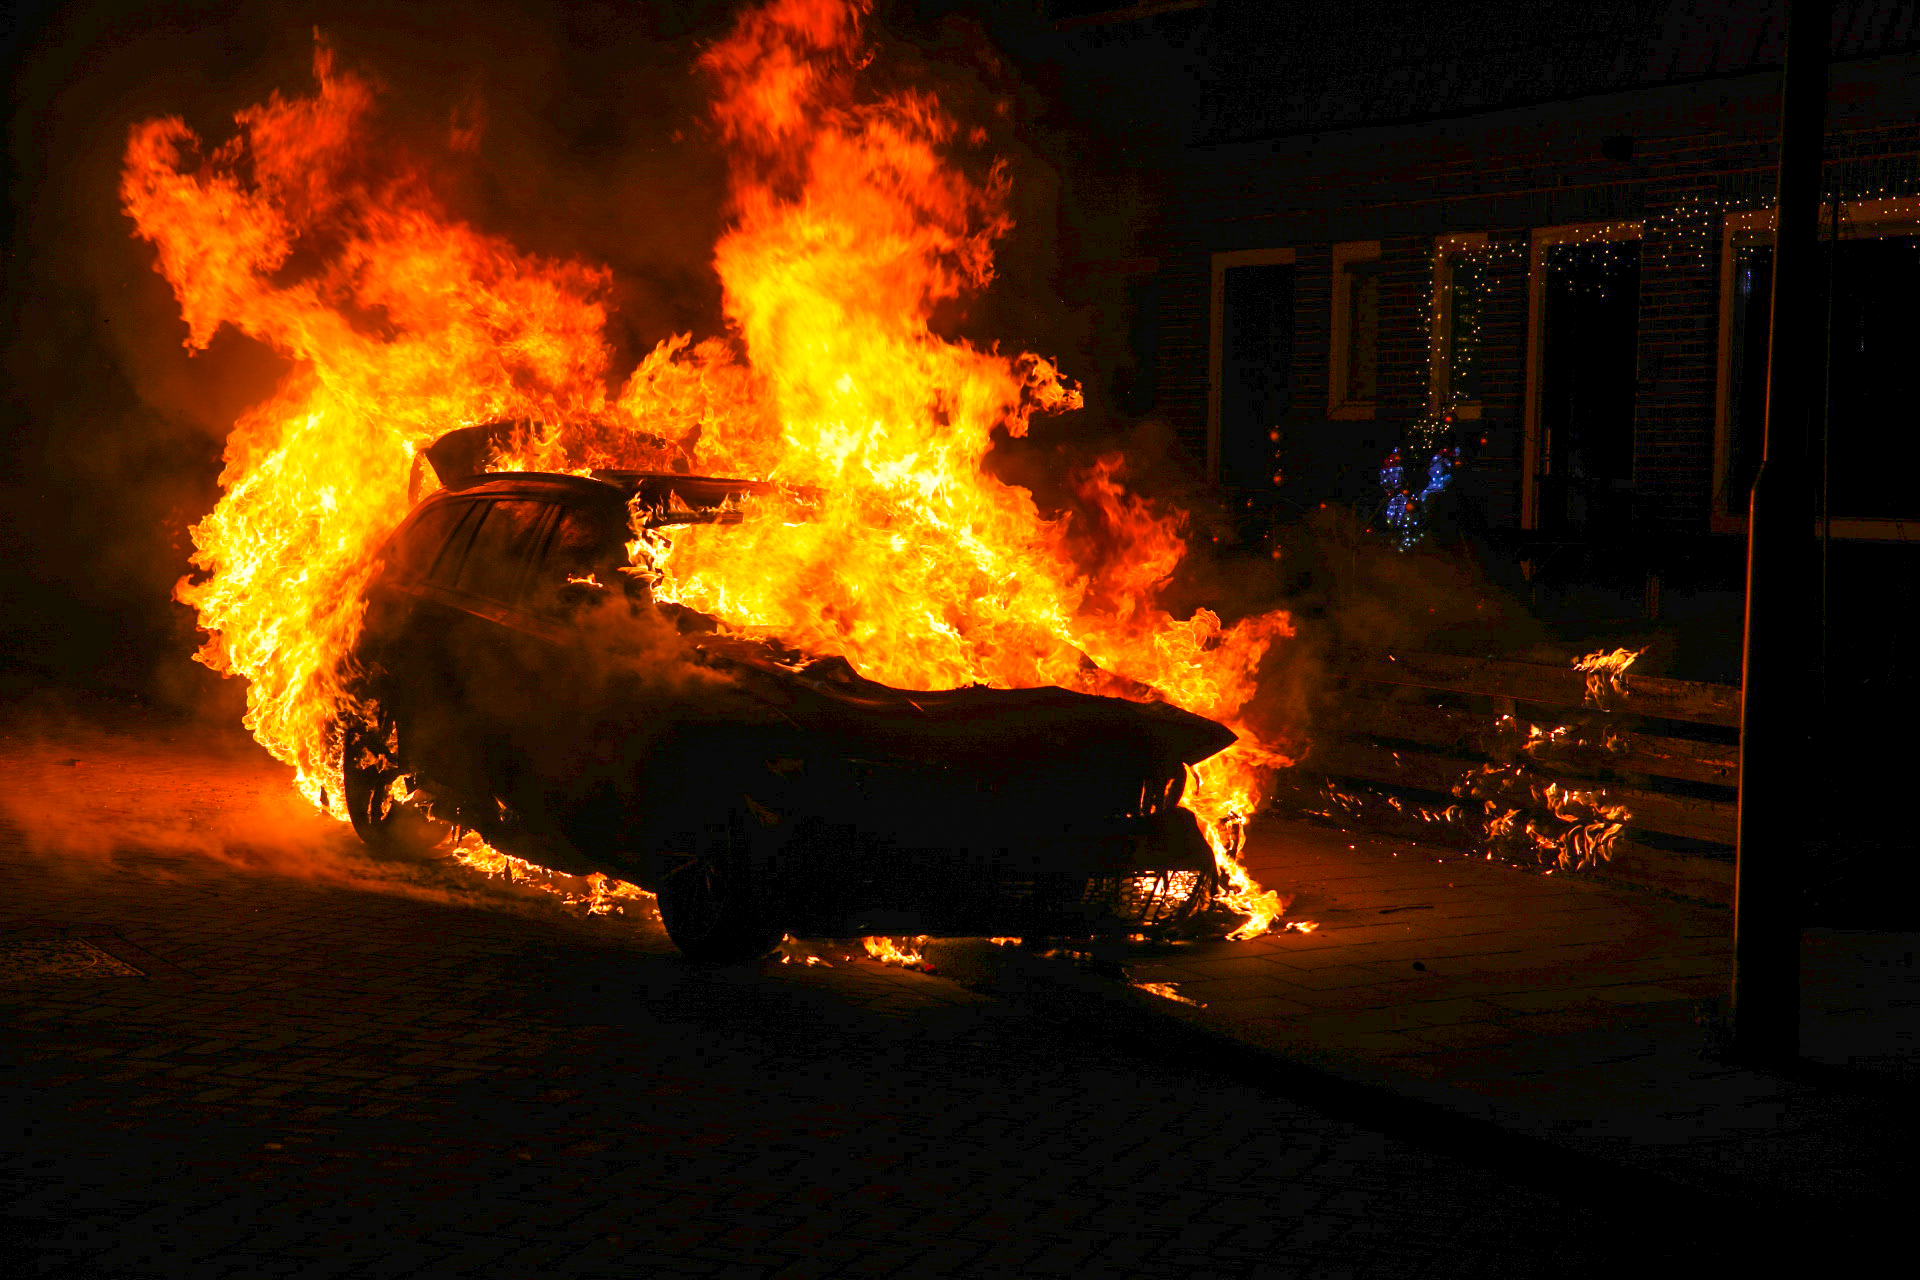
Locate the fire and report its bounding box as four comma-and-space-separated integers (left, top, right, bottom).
443, 831, 655, 916
1456, 764, 1631, 870
862, 935, 932, 970
1574, 645, 1649, 705
776, 935, 834, 965
1303, 760, 1629, 873
121, 42, 629, 812
121, 0, 1298, 935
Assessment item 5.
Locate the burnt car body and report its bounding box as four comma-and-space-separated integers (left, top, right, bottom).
341, 447, 1237, 960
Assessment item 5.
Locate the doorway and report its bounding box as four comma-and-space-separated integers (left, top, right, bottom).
1532, 238, 1641, 532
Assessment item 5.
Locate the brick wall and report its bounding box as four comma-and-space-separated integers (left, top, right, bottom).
1135, 53, 1920, 535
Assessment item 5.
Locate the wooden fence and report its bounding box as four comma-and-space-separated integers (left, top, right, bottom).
1279, 650, 1742, 903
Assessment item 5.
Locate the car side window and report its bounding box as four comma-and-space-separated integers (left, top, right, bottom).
538, 507, 629, 585
445, 501, 557, 604
389, 500, 486, 581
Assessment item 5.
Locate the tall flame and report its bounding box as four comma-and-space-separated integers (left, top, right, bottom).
122, 0, 1297, 935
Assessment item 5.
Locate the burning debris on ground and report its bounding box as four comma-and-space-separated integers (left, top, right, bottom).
1276, 644, 1741, 886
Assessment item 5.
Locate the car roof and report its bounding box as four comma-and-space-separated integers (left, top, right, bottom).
430, 472, 628, 508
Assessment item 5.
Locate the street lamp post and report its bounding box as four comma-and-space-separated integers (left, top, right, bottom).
1733, 0, 1832, 1062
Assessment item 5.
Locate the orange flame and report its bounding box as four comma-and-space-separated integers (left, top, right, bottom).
121, 1, 1299, 933
121, 40, 630, 811
1573, 645, 1649, 705
443, 831, 656, 915
1461, 764, 1631, 870
861, 935, 932, 970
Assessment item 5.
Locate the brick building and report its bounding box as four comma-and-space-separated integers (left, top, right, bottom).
1012, 0, 1920, 646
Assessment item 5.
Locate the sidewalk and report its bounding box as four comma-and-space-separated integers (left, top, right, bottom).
1077, 817, 1919, 1211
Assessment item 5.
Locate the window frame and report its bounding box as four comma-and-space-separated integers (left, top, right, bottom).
1429, 232, 1489, 421
1328, 240, 1382, 421
1207, 246, 1296, 483
1713, 196, 1920, 542
1522, 220, 1643, 531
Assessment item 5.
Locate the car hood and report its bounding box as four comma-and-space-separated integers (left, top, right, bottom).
693, 638, 1237, 772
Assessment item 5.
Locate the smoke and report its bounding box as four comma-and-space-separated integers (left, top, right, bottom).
0, 693, 666, 929
418, 580, 768, 794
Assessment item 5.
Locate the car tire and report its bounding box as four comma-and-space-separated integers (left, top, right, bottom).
656, 806, 786, 963
340, 708, 451, 861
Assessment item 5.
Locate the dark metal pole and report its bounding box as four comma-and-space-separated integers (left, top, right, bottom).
1734, 0, 1832, 1062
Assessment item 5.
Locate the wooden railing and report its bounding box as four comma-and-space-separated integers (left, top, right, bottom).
1281, 650, 1741, 902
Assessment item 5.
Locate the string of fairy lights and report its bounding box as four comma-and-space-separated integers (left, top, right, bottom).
1366, 178, 1920, 548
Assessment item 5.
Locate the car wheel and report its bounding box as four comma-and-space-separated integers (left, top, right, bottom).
340, 709, 451, 861
656, 806, 786, 963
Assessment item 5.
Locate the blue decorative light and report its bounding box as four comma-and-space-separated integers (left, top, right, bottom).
1376, 427, 1461, 550
1378, 448, 1403, 493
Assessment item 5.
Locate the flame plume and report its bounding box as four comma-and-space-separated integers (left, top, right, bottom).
122, 0, 1298, 936
122, 42, 632, 808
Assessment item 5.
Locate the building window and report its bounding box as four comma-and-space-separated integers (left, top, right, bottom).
1716, 198, 1920, 537
1524, 222, 1642, 532
1430, 233, 1489, 418
1329, 241, 1380, 419
1208, 248, 1295, 488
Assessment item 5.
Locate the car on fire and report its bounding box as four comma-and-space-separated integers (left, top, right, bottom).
340, 426, 1240, 961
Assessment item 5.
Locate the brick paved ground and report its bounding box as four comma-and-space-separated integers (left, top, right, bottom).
1116, 816, 1920, 1221
0, 705, 1676, 1279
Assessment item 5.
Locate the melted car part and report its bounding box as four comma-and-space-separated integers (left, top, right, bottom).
423, 421, 686, 492
424, 423, 519, 490
594, 471, 826, 528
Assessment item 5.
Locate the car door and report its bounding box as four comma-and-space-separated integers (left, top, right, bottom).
365, 497, 564, 825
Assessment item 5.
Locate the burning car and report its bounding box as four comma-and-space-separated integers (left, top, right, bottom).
340, 427, 1240, 961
